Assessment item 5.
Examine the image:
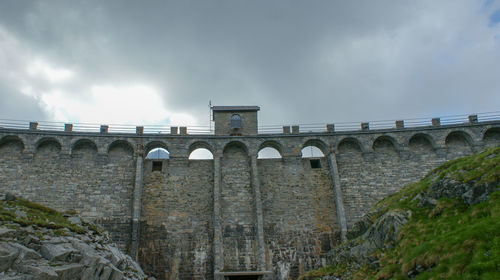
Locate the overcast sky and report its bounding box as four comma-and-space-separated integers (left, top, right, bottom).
0, 0, 499, 128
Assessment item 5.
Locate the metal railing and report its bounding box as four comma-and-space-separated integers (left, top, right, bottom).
0, 111, 499, 135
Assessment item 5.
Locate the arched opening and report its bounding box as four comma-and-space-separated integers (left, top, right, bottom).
301, 140, 326, 169
146, 148, 170, 159
146, 148, 169, 172
257, 147, 281, 159
108, 140, 134, 162
337, 138, 363, 154
301, 139, 327, 158
258, 140, 282, 159
483, 127, 500, 147
144, 141, 169, 172
0, 136, 24, 155
373, 136, 398, 154
408, 133, 435, 152
223, 141, 248, 155
188, 141, 214, 160
189, 148, 214, 160
35, 138, 61, 161
445, 131, 473, 158
71, 139, 98, 157
301, 146, 325, 158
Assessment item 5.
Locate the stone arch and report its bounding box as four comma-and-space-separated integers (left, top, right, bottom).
71, 139, 98, 155
408, 133, 436, 151
257, 140, 282, 159
188, 141, 214, 160
258, 140, 283, 154
336, 137, 363, 154
34, 137, 62, 159
372, 135, 398, 153
301, 139, 328, 158
0, 135, 25, 154
108, 140, 134, 161
445, 131, 474, 146
35, 137, 62, 152
189, 141, 214, 155
445, 130, 473, 158
144, 141, 169, 157
483, 127, 500, 147
223, 141, 248, 155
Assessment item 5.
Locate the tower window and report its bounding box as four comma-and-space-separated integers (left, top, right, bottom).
310, 159, 321, 169
152, 161, 163, 172
230, 114, 242, 129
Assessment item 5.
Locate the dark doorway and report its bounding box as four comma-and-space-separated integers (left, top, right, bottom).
310, 159, 321, 169
152, 161, 162, 172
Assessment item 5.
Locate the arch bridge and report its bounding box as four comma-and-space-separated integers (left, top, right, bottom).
1, 109, 499, 280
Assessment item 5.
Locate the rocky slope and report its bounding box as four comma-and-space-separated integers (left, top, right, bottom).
301, 147, 500, 279
0, 193, 150, 280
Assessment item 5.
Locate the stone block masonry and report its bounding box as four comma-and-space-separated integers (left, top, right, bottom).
0, 120, 499, 280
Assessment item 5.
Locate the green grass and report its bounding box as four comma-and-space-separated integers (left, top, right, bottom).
302, 147, 500, 280
0, 197, 87, 234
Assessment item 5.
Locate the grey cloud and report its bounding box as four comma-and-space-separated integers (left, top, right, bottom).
0, 84, 47, 121
0, 0, 499, 125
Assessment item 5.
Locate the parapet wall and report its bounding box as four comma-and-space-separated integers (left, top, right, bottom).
1, 120, 499, 280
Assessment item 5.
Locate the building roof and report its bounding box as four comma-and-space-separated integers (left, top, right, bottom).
211, 106, 260, 112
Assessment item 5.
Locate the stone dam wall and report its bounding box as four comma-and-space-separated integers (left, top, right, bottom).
0, 121, 499, 280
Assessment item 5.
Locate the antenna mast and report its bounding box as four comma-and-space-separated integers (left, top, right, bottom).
209, 100, 212, 133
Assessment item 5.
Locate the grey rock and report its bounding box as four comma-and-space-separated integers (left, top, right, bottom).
327, 210, 409, 266
40, 243, 77, 262
419, 179, 498, 207
16, 265, 58, 280
9, 242, 42, 262
0, 226, 15, 237
0, 242, 20, 272
461, 183, 498, 205
67, 217, 81, 225
360, 210, 408, 251
53, 263, 84, 280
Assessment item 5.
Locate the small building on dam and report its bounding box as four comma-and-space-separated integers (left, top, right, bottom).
0, 106, 499, 280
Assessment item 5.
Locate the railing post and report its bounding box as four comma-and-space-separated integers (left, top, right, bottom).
29, 122, 38, 130
432, 118, 441, 126
100, 125, 108, 133
64, 123, 73, 132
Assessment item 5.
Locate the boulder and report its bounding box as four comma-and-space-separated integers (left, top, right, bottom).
0, 242, 20, 272
419, 179, 498, 207
16, 265, 58, 280
53, 264, 85, 280
40, 243, 77, 262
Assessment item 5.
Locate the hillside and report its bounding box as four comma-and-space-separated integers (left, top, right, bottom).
301, 147, 500, 279
0, 194, 150, 280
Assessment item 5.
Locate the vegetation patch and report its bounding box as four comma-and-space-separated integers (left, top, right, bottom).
0, 196, 87, 234
302, 147, 500, 279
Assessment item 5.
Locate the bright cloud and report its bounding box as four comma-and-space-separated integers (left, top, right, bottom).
0, 25, 197, 126
27, 59, 74, 83
40, 84, 175, 124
